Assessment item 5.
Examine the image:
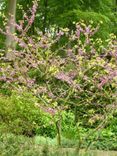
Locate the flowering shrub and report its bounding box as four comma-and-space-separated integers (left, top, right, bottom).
0, 1, 117, 139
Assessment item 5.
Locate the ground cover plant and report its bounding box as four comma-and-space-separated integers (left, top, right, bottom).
0, 133, 117, 156
0, 0, 117, 155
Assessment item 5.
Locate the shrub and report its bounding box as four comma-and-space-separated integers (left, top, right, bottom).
0, 92, 56, 137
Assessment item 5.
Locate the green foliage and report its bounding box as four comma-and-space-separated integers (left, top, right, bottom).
0, 132, 117, 156
60, 10, 111, 39
0, 82, 12, 95
35, 0, 116, 39
0, 92, 56, 137
89, 128, 117, 150
0, 133, 41, 156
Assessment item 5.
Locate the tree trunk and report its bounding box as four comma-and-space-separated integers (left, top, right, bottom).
5, 0, 17, 60
74, 106, 78, 124
56, 118, 62, 146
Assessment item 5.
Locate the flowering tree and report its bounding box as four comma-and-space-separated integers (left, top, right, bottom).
0, 1, 117, 146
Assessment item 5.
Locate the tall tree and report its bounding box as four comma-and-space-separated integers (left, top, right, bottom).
5, 0, 17, 60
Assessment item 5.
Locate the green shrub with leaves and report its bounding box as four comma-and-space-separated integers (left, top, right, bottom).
0, 91, 56, 137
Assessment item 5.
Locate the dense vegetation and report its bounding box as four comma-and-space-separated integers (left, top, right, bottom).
0, 0, 117, 155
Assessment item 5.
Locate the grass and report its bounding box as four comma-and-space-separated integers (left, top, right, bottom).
0, 133, 117, 156
0, 133, 77, 156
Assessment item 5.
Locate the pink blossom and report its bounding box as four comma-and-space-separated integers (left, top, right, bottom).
98, 78, 108, 89
46, 107, 57, 116
55, 72, 73, 84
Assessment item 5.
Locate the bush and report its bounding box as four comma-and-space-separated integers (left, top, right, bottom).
0, 92, 56, 137
0, 133, 41, 156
